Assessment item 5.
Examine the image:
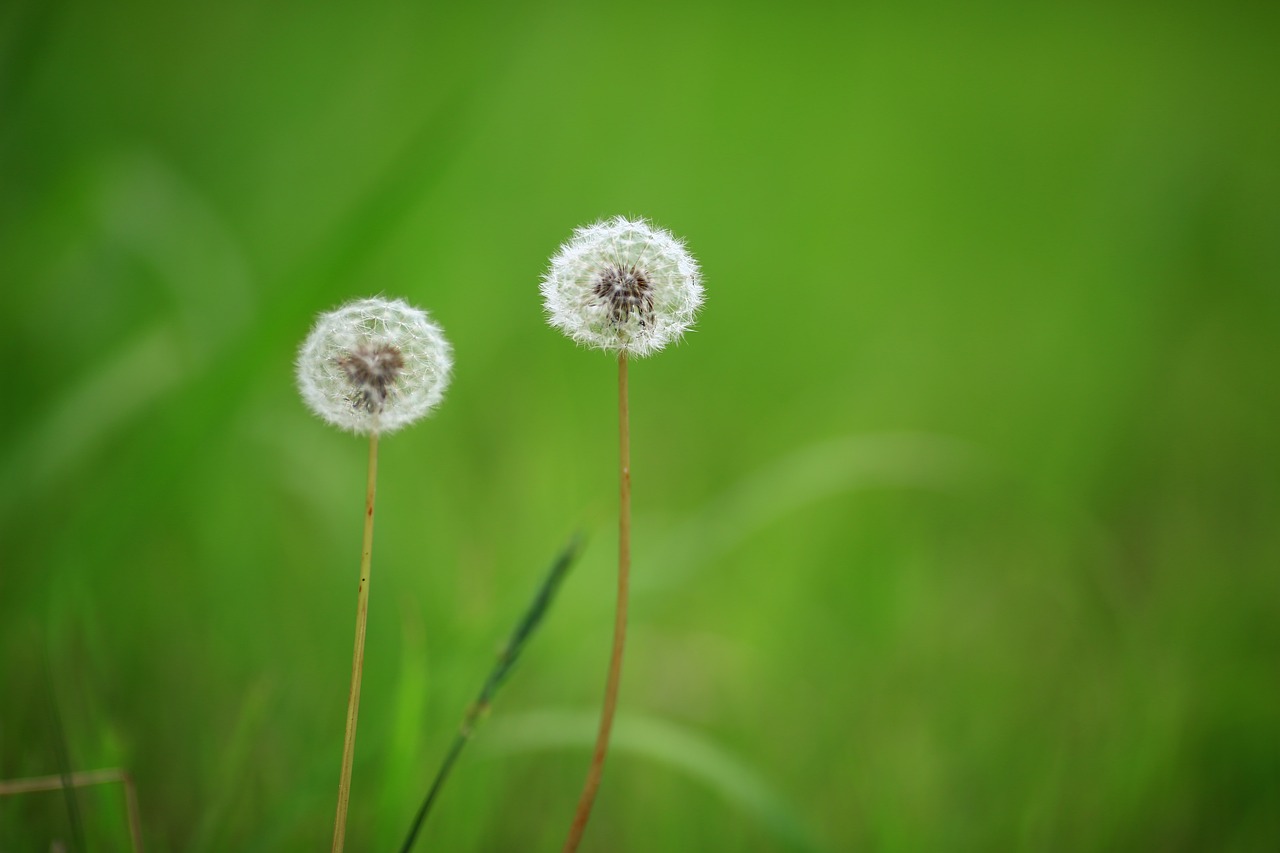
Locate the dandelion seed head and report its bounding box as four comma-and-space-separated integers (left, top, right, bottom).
541, 216, 703, 357
297, 297, 452, 435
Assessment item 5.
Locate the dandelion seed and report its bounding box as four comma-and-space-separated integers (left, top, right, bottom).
294, 295, 452, 853
542, 216, 705, 852
297, 297, 452, 436
541, 216, 703, 357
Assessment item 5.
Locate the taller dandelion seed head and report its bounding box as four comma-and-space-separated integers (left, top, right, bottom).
541, 216, 704, 357
296, 296, 452, 435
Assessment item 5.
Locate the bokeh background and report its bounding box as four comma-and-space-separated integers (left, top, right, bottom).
2, 0, 1278, 850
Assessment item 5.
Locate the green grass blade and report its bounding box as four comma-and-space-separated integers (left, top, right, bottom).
397, 533, 583, 853
44, 660, 87, 853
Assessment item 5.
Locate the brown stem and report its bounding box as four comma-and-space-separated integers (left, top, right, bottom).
332, 429, 379, 853
563, 353, 631, 852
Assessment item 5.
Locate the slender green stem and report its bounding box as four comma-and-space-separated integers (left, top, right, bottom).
398, 534, 582, 853
332, 429, 379, 853
563, 353, 631, 852
43, 662, 86, 853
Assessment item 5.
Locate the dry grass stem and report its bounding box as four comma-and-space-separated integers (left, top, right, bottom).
0, 768, 144, 852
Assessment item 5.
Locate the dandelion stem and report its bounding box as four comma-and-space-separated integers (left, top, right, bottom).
563, 353, 631, 852
332, 429, 379, 853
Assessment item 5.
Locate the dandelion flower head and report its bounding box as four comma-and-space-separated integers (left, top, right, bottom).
297, 296, 452, 435
541, 216, 703, 357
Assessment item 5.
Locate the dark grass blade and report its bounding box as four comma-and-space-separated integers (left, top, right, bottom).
44, 656, 87, 853
398, 533, 583, 853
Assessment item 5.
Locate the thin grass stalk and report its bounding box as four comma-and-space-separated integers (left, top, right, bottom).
121, 770, 143, 853
399, 534, 581, 853
0, 769, 143, 852
332, 428, 380, 853
563, 353, 631, 852
44, 665, 86, 853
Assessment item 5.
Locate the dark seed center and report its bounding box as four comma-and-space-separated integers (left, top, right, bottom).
593, 263, 654, 326
336, 343, 405, 413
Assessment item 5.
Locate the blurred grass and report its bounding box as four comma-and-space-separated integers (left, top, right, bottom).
2, 0, 1278, 850
486, 710, 819, 851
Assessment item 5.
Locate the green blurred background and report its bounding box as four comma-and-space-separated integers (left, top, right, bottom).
2, 0, 1278, 849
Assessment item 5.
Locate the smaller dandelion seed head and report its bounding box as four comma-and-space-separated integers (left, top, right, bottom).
296, 297, 452, 436
540, 216, 703, 357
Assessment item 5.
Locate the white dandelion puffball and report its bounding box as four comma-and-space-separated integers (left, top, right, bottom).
297, 297, 453, 435
541, 216, 704, 357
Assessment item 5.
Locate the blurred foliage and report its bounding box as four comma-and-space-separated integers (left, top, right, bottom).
2, 0, 1278, 850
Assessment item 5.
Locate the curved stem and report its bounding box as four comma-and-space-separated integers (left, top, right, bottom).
0, 768, 143, 853
563, 353, 631, 852
332, 430, 380, 853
